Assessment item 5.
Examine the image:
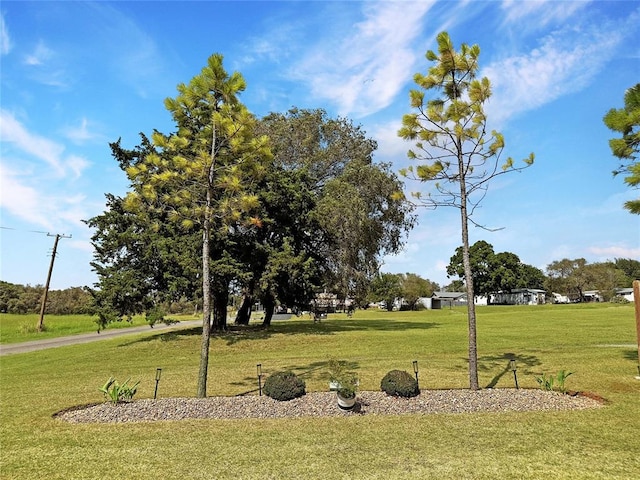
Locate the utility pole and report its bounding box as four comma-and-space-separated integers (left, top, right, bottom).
37, 233, 71, 332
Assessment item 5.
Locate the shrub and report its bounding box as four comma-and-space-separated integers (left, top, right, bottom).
381, 369, 419, 398
263, 371, 306, 401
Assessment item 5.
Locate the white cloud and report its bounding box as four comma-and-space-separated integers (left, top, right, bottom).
63, 118, 102, 144
483, 21, 625, 125
369, 119, 407, 160
1, 110, 91, 179
292, 1, 434, 118
501, 0, 588, 28
0, 12, 11, 55
24, 40, 54, 66
589, 245, 640, 260
0, 163, 55, 230
1, 110, 65, 175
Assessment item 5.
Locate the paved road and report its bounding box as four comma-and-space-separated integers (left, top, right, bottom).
0, 320, 203, 356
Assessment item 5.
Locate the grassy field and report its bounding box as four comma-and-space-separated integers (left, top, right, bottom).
0, 313, 158, 344
1, 304, 639, 479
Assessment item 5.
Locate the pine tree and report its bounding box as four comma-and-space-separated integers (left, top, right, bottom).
398, 32, 533, 390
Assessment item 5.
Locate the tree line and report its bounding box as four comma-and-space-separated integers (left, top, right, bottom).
2, 251, 636, 315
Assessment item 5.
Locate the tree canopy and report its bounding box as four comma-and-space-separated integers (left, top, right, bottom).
447, 240, 545, 297
603, 83, 640, 214
86, 63, 414, 397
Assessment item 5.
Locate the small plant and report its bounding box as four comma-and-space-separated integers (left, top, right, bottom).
99, 377, 140, 404
555, 370, 573, 393
327, 359, 359, 399
263, 371, 306, 401
535, 373, 554, 391
536, 370, 573, 393
381, 369, 419, 398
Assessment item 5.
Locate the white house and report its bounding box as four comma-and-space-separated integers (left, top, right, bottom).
614, 288, 635, 302
552, 292, 570, 304
491, 288, 546, 305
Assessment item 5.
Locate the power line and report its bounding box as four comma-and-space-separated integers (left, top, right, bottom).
0, 226, 63, 236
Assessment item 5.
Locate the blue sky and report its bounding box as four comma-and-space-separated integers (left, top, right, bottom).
1, 0, 639, 291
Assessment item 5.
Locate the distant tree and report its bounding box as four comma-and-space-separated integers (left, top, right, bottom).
584, 262, 628, 301
47, 287, 93, 315
447, 241, 544, 297
614, 258, 640, 284
0, 281, 93, 315
0, 282, 43, 314
398, 32, 533, 389
447, 240, 495, 296
444, 280, 465, 292
369, 273, 403, 311
254, 108, 414, 313
400, 273, 438, 309
603, 83, 640, 214
545, 258, 591, 301
517, 263, 546, 290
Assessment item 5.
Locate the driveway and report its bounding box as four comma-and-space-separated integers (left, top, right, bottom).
0, 319, 202, 356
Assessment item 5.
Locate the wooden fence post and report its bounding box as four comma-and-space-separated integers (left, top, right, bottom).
634, 280, 640, 379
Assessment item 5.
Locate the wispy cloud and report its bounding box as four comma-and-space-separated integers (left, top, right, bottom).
0, 163, 55, 230
588, 245, 640, 260
0, 110, 90, 178
483, 18, 627, 125
87, 2, 170, 98
0, 111, 92, 231
63, 118, 103, 144
23, 40, 54, 66
292, 1, 434, 118
500, 0, 589, 28
0, 12, 11, 55
1, 110, 66, 175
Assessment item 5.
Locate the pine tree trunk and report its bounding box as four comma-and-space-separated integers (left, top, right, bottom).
197, 216, 212, 398
458, 148, 479, 391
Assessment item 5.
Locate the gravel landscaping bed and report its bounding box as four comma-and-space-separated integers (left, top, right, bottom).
55, 389, 603, 423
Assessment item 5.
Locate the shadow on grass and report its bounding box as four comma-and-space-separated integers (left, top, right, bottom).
477, 353, 542, 389
232, 359, 359, 396
119, 318, 439, 347
623, 349, 639, 362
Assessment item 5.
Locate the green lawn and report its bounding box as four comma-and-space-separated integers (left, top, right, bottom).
0, 313, 192, 344
1, 304, 639, 479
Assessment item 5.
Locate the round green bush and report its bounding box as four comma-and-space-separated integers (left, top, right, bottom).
380, 369, 420, 398
263, 371, 306, 401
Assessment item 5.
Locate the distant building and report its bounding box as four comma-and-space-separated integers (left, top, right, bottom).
552, 292, 570, 304
614, 288, 634, 302
491, 288, 546, 305
583, 290, 603, 302
430, 292, 467, 309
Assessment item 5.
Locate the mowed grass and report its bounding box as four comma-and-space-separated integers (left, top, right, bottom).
0, 313, 160, 344
1, 304, 639, 479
